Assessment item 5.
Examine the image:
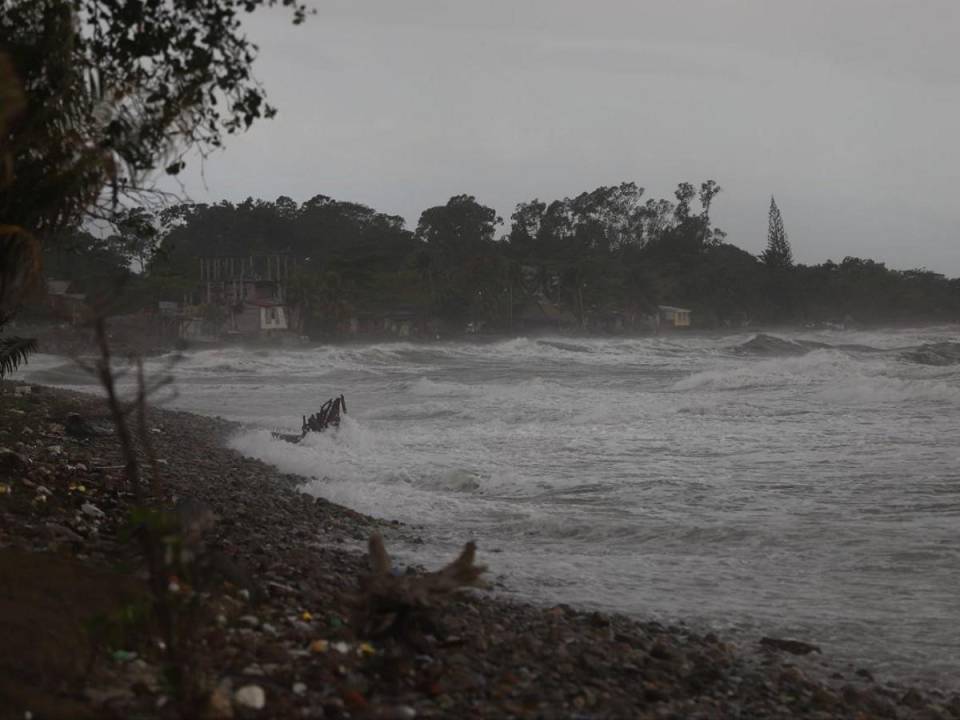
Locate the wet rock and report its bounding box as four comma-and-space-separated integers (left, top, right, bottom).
45, 523, 82, 544
902, 689, 926, 708
649, 641, 673, 661
81, 502, 106, 519
234, 684, 266, 710
760, 636, 821, 655
0, 447, 29, 473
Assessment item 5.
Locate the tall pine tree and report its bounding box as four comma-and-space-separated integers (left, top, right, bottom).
761, 196, 793, 270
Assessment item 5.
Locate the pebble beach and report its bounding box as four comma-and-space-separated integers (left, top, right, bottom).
1, 382, 958, 720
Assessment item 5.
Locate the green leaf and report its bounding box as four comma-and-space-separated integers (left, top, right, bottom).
0, 336, 37, 379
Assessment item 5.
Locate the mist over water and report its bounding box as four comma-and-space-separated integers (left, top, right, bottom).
24, 327, 960, 686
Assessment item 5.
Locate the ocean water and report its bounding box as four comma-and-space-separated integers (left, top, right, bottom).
21, 327, 960, 686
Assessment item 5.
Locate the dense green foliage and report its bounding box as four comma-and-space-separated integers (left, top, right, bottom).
45, 181, 960, 335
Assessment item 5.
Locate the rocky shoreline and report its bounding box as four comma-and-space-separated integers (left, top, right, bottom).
1, 383, 958, 719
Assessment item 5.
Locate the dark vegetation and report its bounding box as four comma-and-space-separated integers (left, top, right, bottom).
1, 0, 307, 365
34, 186, 960, 339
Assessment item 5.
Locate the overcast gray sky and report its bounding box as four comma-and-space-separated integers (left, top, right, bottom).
168, 1, 960, 273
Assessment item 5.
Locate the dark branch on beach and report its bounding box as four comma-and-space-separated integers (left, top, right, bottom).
355, 533, 488, 639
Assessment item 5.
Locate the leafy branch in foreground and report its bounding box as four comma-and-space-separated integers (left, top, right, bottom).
87, 318, 212, 712
0, 336, 37, 380
1, 0, 310, 237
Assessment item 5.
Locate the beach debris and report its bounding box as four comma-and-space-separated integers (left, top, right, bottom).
302, 394, 347, 434
272, 394, 348, 443
356, 533, 487, 638
759, 636, 822, 655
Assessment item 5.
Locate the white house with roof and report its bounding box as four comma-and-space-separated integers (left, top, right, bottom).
657, 305, 692, 328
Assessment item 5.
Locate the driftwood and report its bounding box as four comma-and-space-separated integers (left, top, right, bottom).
355, 533, 487, 638
302, 394, 347, 435
272, 394, 347, 443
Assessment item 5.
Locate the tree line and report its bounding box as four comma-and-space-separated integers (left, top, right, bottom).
37, 187, 960, 336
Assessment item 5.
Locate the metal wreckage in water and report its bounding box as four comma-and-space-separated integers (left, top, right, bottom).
272, 394, 347, 444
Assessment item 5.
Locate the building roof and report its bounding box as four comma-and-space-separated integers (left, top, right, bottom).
658, 305, 691, 313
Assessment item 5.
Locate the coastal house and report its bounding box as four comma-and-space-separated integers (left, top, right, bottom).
382, 306, 419, 337
187, 255, 295, 340
658, 305, 692, 328
347, 306, 429, 338
226, 301, 289, 336
46, 279, 90, 325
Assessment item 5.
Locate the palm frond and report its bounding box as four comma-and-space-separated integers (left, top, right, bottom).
0, 336, 38, 379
